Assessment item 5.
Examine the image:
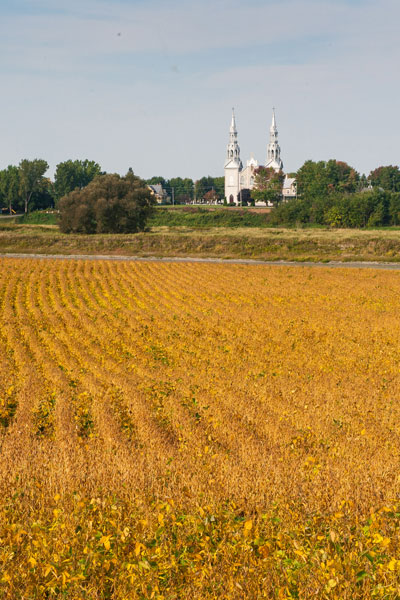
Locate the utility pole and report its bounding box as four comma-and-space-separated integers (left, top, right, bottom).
172, 187, 175, 205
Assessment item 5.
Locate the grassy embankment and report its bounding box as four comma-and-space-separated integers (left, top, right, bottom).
1, 208, 400, 261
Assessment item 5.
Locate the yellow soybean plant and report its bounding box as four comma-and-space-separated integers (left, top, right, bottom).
0, 258, 400, 599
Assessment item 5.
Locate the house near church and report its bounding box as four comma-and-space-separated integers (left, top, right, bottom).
148, 184, 167, 204
224, 108, 296, 205
282, 177, 297, 200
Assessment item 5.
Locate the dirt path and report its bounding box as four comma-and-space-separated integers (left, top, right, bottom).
2, 252, 400, 270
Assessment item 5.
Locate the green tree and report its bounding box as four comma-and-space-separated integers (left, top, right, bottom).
323, 191, 388, 228
0, 166, 21, 214
182, 178, 194, 201
30, 178, 55, 211
324, 205, 346, 228
213, 176, 225, 201
169, 177, 194, 203
54, 159, 102, 203
147, 176, 167, 188
296, 160, 329, 199
326, 160, 359, 193
251, 167, 284, 206
19, 159, 49, 213
59, 171, 155, 234
369, 166, 400, 192
297, 159, 359, 199
388, 193, 400, 225
268, 198, 310, 225
194, 177, 214, 202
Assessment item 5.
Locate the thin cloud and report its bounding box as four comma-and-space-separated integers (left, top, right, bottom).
0, 0, 398, 178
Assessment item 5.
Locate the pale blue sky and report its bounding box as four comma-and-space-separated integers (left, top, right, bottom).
0, 0, 399, 180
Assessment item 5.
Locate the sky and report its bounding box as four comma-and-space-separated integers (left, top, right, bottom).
0, 0, 399, 181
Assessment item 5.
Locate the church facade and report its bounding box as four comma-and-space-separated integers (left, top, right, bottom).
224, 108, 295, 205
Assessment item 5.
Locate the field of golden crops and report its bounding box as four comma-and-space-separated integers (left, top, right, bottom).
1, 258, 400, 599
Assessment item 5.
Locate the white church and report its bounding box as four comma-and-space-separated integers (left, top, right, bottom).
224, 108, 296, 205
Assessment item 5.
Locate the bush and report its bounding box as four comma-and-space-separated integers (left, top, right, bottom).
59, 172, 155, 234
268, 199, 311, 226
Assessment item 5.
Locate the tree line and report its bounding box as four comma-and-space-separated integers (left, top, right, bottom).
146, 176, 225, 204
0, 161, 226, 214
2, 157, 400, 230
0, 159, 154, 234
0, 159, 103, 215
268, 161, 400, 227
149, 162, 400, 228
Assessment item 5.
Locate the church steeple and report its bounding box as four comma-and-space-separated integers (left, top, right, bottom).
265, 107, 283, 171
224, 108, 242, 205
271, 107, 276, 131
225, 108, 242, 168
230, 108, 237, 134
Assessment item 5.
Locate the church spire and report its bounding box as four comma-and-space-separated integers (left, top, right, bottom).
270, 107, 276, 132
230, 108, 237, 134
265, 107, 283, 172
225, 107, 242, 168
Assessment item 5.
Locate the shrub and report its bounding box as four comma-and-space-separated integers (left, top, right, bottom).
59, 172, 155, 234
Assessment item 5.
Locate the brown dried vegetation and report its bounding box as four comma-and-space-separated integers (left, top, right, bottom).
0, 259, 400, 598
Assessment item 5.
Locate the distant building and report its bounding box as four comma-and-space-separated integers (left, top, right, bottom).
148, 184, 167, 204
224, 108, 294, 205
282, 176, 297, 200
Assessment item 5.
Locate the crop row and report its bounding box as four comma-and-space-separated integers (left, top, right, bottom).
0, 258, 400, 598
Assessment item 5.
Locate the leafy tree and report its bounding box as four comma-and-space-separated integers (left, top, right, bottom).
213, 177, 225, 201
297, 159, 359, 199
54, 159, 102, 202
296, 160, 330, 199
268, 198, 311, 225
169, 177, 194, 203
204, 189, 219, 204
0, 166, 22, 214
19, 159, 49, 213
251, 167, 284, 206
147, 176, 168, 188
358, 174, 369, 190
239, 188, 253, 206
59, 171, 155, 234
388, 193, 400, 225
308, 194, 336, 224
324, 205, 346, 228
369, 165, 400, 192
326, 160, 359, 193
31, 178, 55, 211
194, 177, 214, 202
323, 191, 388, 228
182, 178, 195, 201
